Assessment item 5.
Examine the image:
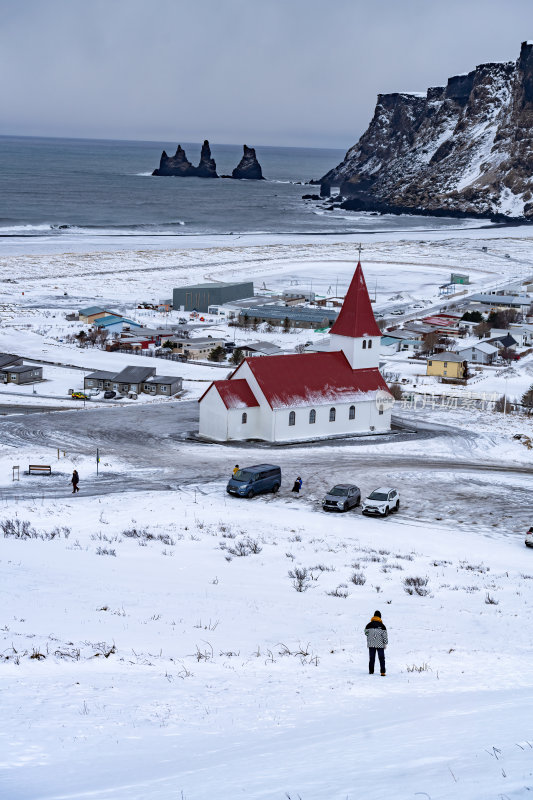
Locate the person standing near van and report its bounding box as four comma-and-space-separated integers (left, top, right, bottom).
232, 464, 239, 475
364, 610, 387, 675
292, 476, 302, 493
71, 469, 80, 494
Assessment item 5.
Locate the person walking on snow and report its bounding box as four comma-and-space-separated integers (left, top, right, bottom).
291, 476, 302, 493
364, 610, 388, 675
71, 469, 80, 494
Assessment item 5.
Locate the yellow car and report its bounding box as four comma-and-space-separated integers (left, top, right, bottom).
71, 392, 90, 401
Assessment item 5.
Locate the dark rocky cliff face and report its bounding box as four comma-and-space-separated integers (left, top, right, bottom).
152, 140, 218, 178
232, 145, 264, 179
320, 42, 533, 220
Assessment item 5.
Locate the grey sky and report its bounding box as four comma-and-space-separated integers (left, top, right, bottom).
2, 0, 533, 148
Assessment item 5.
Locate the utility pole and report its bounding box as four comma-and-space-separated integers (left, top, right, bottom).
96, 447, 99, 476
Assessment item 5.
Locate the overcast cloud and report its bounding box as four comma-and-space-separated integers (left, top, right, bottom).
1, 0, 533, 148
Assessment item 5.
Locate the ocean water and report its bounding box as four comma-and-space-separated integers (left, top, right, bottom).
0, 135, 479, 246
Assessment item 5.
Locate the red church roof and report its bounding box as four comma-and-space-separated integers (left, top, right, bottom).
200, 379, 259, 409
232, 351, 390, 409
329, 262, 382, 338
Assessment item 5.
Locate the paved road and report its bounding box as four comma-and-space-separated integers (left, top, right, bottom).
0, 402, 531, 537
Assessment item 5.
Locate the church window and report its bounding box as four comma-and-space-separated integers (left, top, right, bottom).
309, 409, 316, 424
368, 340, 372, 349
289, 410, 296, 426
362, 340, 367, 349
349, 405, 355, 420
329, 407, 336, 422
242, 412, 247, 424
378, 405, 384, 415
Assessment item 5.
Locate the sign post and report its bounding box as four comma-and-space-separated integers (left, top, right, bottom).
96, 448, 99, 476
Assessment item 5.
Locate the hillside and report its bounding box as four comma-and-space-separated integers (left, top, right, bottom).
320, 42, 533, 221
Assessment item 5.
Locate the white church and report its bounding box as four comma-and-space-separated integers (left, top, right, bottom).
198, 262, 393, 443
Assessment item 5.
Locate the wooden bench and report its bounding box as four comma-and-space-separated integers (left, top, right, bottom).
28, 465, 51, 476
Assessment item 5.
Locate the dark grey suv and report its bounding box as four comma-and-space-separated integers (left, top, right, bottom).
322, 484, 361, 512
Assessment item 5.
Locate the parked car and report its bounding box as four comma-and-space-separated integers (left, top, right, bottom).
322, 484, 361, 512
526, 527, 533, 548
362, 487, 400, 517
103, 390, 116, 399
226, 464, 281, 498
71, 392, 90, 401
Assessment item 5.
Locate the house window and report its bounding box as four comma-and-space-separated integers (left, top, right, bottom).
242, 412, 247, 424
349, 405, 355, 420
289, 410, 296, 426
368, 340, 372, 349
428, 361, 432, 366
378, 405, 384, 415
309, 409, 316, 424
161, 386, 167, 392
362, 340, 367, 349
329, 407, 336, 422
444, 362, 448, 367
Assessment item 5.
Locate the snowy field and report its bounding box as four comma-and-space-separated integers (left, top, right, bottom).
2, 226, 533, 799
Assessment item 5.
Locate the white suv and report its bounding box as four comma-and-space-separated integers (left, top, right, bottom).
526, 528, 533, 548
362, 487, 400, 517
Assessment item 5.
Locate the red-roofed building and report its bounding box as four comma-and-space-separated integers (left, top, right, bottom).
199, 262, 393, 442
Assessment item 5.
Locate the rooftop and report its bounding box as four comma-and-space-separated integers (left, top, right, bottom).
232, 351, 390, 409
329, 262, 382, 339
205, 379, 260, 409
427, 352, 465, 362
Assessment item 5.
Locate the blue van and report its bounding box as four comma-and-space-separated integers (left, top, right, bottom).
226, 464, 282, 498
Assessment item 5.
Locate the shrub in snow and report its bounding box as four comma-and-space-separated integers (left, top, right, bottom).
485, 592, 499, 605
227, 538, 262, 557
403, 576, 429, 596
327, 585, 349, 598
350, 571, 366, 586
288, 567, 311, 592
96, 547, 116, 557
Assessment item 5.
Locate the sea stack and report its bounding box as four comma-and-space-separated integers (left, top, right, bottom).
232, 145, 264, 180
152, 145, 196, 177
195, 140, 218, 178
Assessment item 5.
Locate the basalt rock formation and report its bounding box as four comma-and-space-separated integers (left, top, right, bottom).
152, 145, 196, 177
319, 42, 533, 221
195, 140, 218, 178
231, 145, 264, 180
152, 140, 218, 178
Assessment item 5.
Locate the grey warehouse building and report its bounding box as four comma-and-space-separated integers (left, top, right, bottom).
172, 282, 254, 313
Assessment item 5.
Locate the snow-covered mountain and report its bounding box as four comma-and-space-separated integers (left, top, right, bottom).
320, 42, 533, 221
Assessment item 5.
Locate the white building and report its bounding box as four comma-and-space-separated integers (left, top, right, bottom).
456, 341, 498, 365
198, 263, 393, 443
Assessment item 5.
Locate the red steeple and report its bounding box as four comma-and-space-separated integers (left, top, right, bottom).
329, 262, 382, 338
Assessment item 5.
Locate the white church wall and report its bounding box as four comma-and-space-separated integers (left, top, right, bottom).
198, 388, 229, 441
227, 407, 261, 440
272, 398, 386, 443
232, 361, 275, 441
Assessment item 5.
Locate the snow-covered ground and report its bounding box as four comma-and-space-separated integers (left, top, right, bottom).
2, 227, 533, 799
2, 486, 533, 800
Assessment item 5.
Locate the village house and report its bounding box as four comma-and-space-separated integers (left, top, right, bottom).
141, 376, 183, 396
0, 364, 43, 384
239, 341, 284, 357
426, 352, 467, 380
79, 306, 119, 324
238, 305, 337, 329
94, 316, 143, 334
456, 341, 498, 365
198, 262, 393, 443
163, 336, 225, 360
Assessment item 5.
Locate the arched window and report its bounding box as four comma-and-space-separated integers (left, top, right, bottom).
329, 407, 336, 422
362, 340, 367, 349
289, 410, 296, 426
368, 339, 373, 349
309, 409, 316, 424
349, 405, 355, 420
378, 405, 384, 416
242, 412, 247, 424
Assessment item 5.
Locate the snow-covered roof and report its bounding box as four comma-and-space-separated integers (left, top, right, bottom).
203, 379, 259, 409
458, 342, 497, 355
427, 352, 465, 363
232, 351, 390, 410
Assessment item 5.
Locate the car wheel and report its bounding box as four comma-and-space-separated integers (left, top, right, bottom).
248, 489, 255, 499
383, 506, 389, 517
395, 500, 400, 512
272, 483, 279, 494
342, 502, 348, 512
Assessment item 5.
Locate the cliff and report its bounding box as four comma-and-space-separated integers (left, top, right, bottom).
152, 140, 218, 178
232, 145, 264, 179
320, 42, 533, 221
